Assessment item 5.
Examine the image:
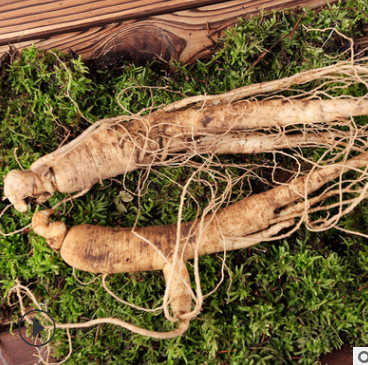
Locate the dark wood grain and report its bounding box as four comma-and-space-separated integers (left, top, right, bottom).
0, 0, 237, 45
0, 326, 50, 365
355, 35, 368, 49
320, 347, 354, 365
0, 0, 336, 65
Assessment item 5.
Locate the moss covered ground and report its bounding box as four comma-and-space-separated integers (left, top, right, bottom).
1, 1, 368, 364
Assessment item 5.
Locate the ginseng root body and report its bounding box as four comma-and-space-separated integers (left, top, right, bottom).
5, 95, 368, 212
31, 150, 368, 337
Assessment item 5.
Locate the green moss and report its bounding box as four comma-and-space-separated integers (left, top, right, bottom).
1, 1, 368, 364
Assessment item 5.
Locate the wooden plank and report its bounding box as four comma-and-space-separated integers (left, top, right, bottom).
320, 347, 353, 365
0, 0, 235, 45
0, 306, 36, 328
0, 0, 336, 65
0, 326, 51, 365
354, 35, 368, 48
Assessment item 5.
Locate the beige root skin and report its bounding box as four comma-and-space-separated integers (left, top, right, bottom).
32, 209, 67, 250
31, 152, 368, 274
163, 260, 192, 320
5, 56, 368, 212
29, 150, 368, 338
29, 212, 293, 340
31, 212, 294, 274
4, 94, 368, 212
3, 170, 55, 212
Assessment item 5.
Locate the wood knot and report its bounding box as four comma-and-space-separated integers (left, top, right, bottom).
92, 23, 186, 68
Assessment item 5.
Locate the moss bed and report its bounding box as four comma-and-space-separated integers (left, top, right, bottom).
1, 1, 368, 364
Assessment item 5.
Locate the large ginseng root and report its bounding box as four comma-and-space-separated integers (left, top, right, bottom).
28, 150, 368, 339
4, 58, 368, 211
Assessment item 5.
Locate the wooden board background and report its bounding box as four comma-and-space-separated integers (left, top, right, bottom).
0, 0, 228, 44
0, 325, 357, 365
0, 326, 51, 365
0, 0, 336, 64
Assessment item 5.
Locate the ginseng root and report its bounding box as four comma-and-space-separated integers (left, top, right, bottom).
4, 61, 368, 212
29, 150, 368, 338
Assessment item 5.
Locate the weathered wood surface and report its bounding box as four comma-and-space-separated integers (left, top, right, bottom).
0, 0, 336, 65
0, 0, 229, 44
0, 305, 35, 327
0, 326, 51, 365
354, 34, 368, 49
320, 347, 353, 365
